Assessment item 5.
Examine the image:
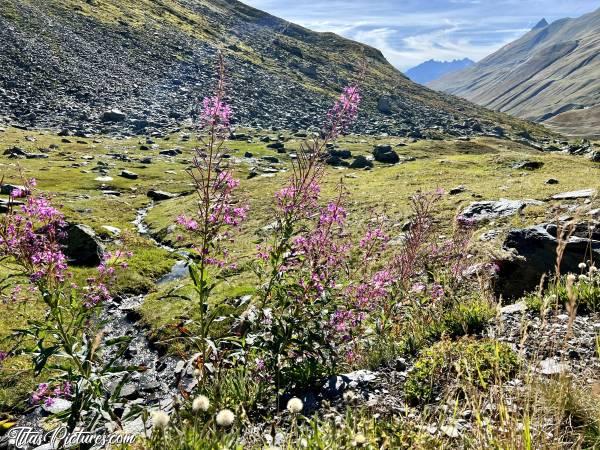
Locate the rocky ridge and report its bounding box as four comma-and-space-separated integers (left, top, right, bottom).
0, 0, 550, 141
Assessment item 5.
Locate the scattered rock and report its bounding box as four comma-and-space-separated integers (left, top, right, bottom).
159, 149, 182, 157
120, 170, 139, 180
330, 149, 352, 159
0, 184, 27, 196
511, 160, 544, 170
147, 189, 176, 201
372, 145, 399, 164
101, 109, 127, 122
501, 302, 527, 315
377, 96, 393, 114
349, 155, 373, 169
449, 185, 466, 195
266, 142, 284, 150
101, 225, 121, 236
0, 198, 24, 213
440, 424, 460, 438
3, 146, 27, 157
325, 155, 349, 167
322, 370, 377, 398
545, 178, 559, 185
539, 358, 569, 376
551, 189, 595, 200
42, 398, 72, 415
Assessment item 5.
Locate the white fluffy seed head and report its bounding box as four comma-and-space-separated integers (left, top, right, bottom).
567, 274, 577, 283
578, 262, 587, 270
343, 390, 358, 403
286, 397, 303, 414
192, 395, 210, 412
589, 266, 598, 273
354, 432, 367, 445
216, 408, 235, 427
151, 410, 170, 429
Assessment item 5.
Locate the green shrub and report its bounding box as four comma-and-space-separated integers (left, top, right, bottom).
405, 338, 519, 404
442, 297, 496, 337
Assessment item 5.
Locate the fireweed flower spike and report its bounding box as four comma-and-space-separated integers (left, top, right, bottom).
325, 85, 362, 140
174, 52, 248, 379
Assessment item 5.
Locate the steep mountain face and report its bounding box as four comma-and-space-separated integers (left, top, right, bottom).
405, 58, 474, 85
0, 0, 543, 137
430, 8, 600, 136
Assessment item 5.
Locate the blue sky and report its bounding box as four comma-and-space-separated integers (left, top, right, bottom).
243, 0, 600, 71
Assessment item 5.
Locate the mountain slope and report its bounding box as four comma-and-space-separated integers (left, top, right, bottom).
430, 8, 600, 135
406, 58, 474, 85
0, 0, 549, 138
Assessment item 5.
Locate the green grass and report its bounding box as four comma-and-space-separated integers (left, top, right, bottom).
0, 125, 598, 427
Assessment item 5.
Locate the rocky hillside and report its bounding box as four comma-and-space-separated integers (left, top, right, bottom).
430, 8, 600, 136
0, 0, 547, 138
406, 58, 474, 85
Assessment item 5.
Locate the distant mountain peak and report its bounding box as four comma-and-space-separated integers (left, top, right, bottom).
532, 18, 549, 30
405, 58, 475, 85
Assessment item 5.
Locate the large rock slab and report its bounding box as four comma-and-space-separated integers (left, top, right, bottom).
551, 189, 595, 200
495, 223, 600, 299
460, 199, 543, 222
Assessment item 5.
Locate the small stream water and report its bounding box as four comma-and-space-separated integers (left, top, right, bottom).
9, 204, 195, 448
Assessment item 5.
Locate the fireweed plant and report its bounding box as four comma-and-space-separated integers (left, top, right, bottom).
172, 55, 484, 414
171, 53, 248, 381
0, 179, 138, 432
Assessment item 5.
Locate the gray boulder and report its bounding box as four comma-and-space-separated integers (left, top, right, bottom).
159, 149, 182, 157
62, 224, 105, 266
460, 199, 543, 222
100, 109, 127, 122
322, 370, 377, 399
0, 198, 24, 213
511, 160, 543, 170
3, 146, 27, 157
147, 189, 176, 201
0, 184, 27, 196
372, 145, 399, 164
120, 170, 139, 180
495, 223, 600, 299
377, 96, 392, 114
349, 155, 373, 169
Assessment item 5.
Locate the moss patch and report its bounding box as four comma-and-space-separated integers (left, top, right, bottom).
405, 338, 519, 404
